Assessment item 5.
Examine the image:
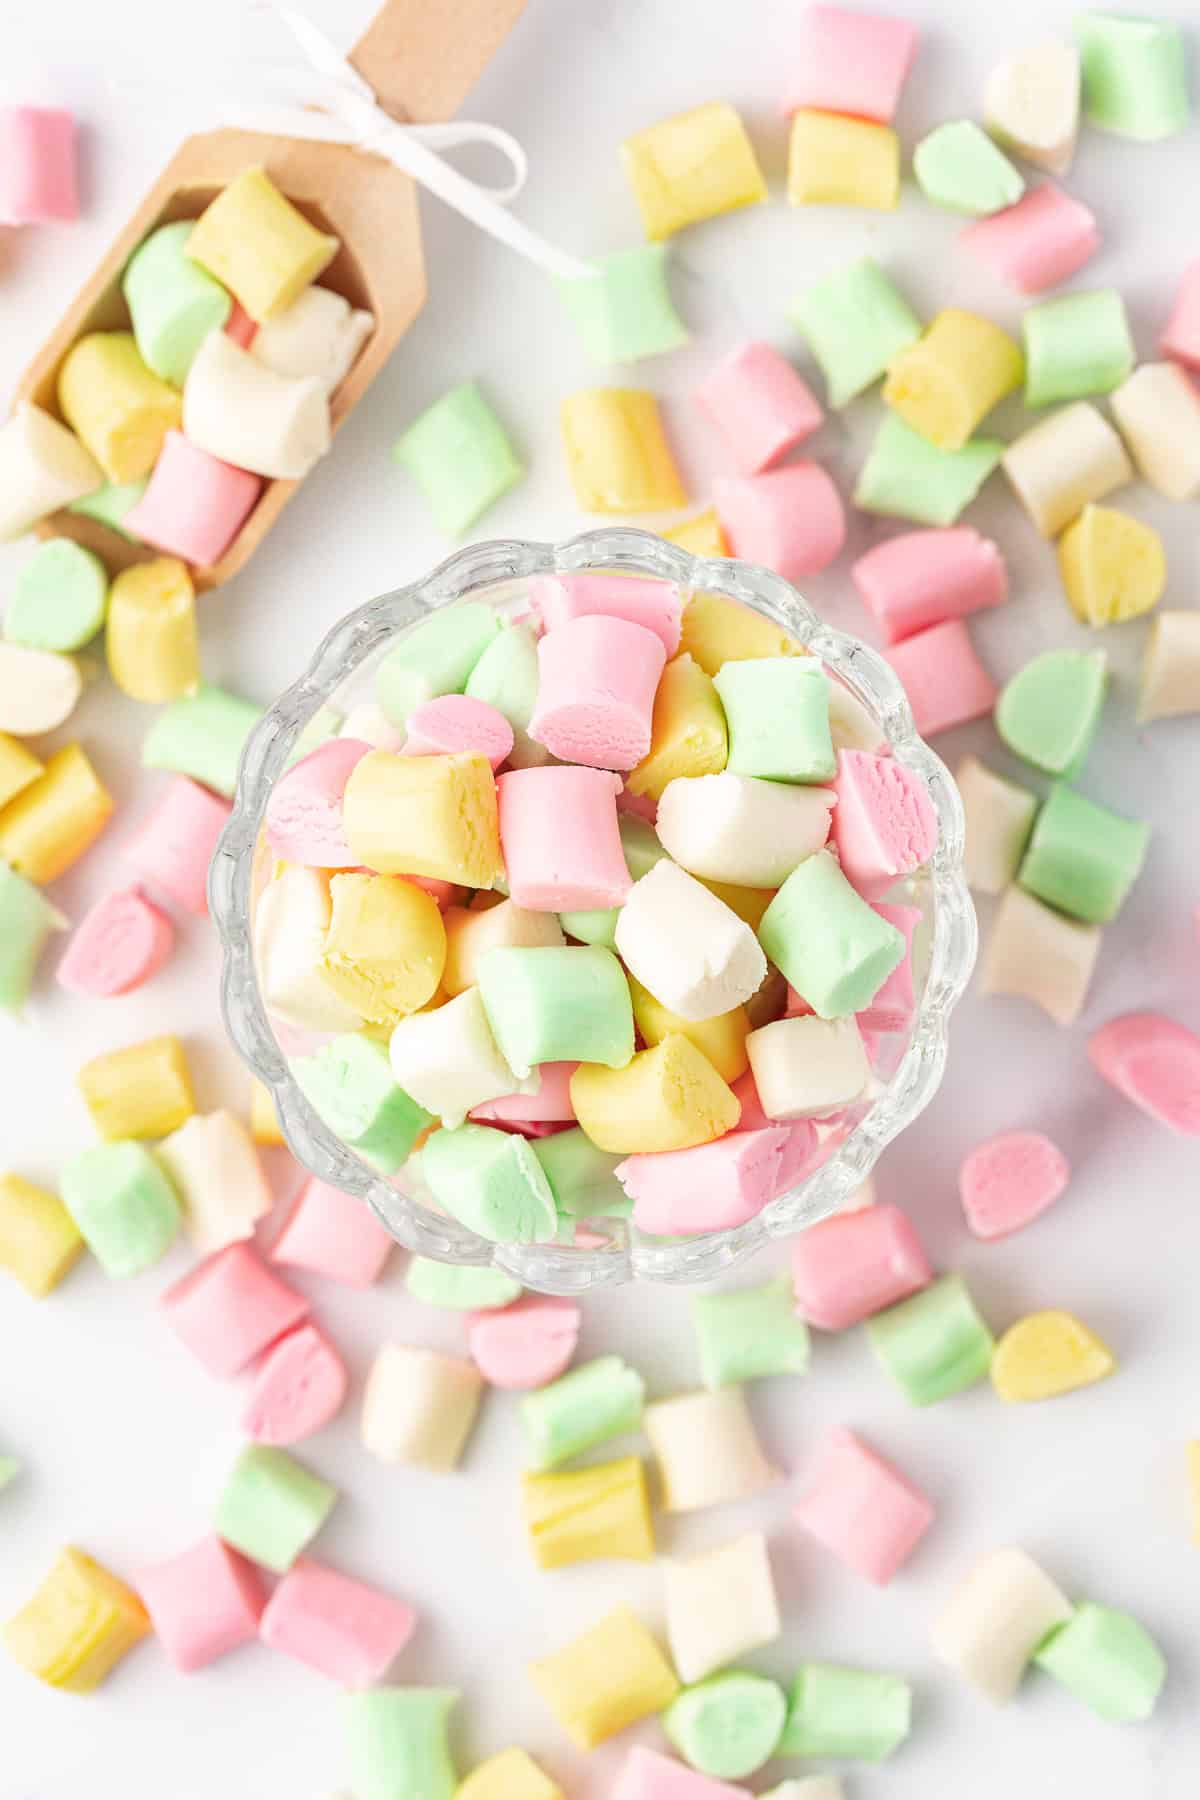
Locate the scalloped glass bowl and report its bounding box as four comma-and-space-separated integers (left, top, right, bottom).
211, 528, 976, 1295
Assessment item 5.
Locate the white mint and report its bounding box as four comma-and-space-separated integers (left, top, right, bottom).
956, 754, 1038, 895
644, 1388, 777, 1513
614, 859, 766, 1022
981, 886, 1100, 1026
984, 41, 1080, 175
0, 402, 103, 542
932, 1547, 1073, 1703
0, 642, 82, 736
253, 864, 362, 1033
184, 329, 331, 479
339, 702, 406, 750
156, 1109, 272, 1254
361, 1343, 483, 1470
1002, 402, 1132, 538
1139, 612, 1200, 723
827, 679, 887, 753
1110, 361, 1200, 500
655, 770, 836, 888
389, 987, 522, 1128
252, 287, 374, 393
760, 1783, 845, 1800
747, 1015, 870, 1120
663, 1531, 781, 1685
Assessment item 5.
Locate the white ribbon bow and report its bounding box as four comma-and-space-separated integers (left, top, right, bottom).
223, 3, 596, 283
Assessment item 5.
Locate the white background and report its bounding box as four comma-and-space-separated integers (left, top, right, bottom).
3, 2, 1200, 1796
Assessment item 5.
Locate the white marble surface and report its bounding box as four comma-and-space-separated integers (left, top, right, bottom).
3, 2, 1200, 1796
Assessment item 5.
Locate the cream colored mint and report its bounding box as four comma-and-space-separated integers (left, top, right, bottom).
141, 682, 262, 797
714, 657, 834, 783
758, 851, 905, 1019
420, 1121, 558, 1244
532, 1126, 631, 1218
556, 244, 689, 364
477, 944, 634, 1078
521, 1355, 645, 1469
377, 600, 501, 725
404, 1257, 522, 1310
867, 1272, 995, 1405
387, 987, 523, 1128
463, 621, 549, 767
995, 648, 1107, 777
1034, 1602, 1166, 1722
780, 1663, 912, 1760
290, 1033, 432, 1174
122, 221, 233, 384
691, 1276, 811, 1388
856, 414, 1004, 525
788, 257, 921, 406
6, 539, 108, 652
663, 1670, 787, 1780
913, 120, 1024, 214
0, 862, 65, 1013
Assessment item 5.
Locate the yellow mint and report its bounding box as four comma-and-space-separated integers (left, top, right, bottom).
991, 1309, 1116, 1401
679, 591, 804, 675
320, 872, 447, 1027
1057, 503, 1166, 627
884, 310, 1024, 451
626, 652, 728, 801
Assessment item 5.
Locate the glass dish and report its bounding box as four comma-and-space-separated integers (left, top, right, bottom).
210, 528, 977, 1294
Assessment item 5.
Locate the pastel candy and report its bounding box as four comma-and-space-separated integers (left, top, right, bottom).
887, 618, 997, 737
759, 851, 906, 1019
377, 603, 501, 725
621, 102, 766, 240
529, 616, 665, 769
265, 737, 369, 866
1061, 494, 1167, 629
530, 1606, 680, 1749
561, 387, 687, 512
389, 987, 522, 1127
0, 864, 67, 1012
271, 1178, 393, 1286
932, 1547, 1072, 1702
787, 111, 900, 210
214, 1445, 337, 1574
252, 286, 373, 390
472, 1060, 577, 1123
134, 1538, 265, 1671
616, 860, 766, 1022
779, 1664, 911, 1760
341, 1688, 459, 1800
78, 1032, 195, 1141
1139, 611, 1200, 723
0, 1172, 84, 1298
991, 1309, 1115, 1403
479, 944, 634, 1076
123, 430, 262, 566
1088, 1012, 1200, 1135
142, 682, 262, 797
1075, 12, 1188, 140
1002, 401, 1131, 536
1023, 289, 1134, 407
1110, 361, 1200, 500
884, 310, 1024, 451
421, 1121, 559, 1243
496, 766, 633, 914
394, 382, 522, 536
1161, 259, 1200, 368
522, 1455, 653, 1568
663, 1671, 786, 1781
0, 742, 112, 881
241, 1319, 348, 1444
1018, 783, 1148, 924
656, 771, 835, 888
613, 1748, 753, 1800
664, 510, 729, 556
106, 556, 200, 702
784, 7, 918, 122
0, 402, 102, 542
996, 648, 1106, 777
291, 1033, 432, 1173
160, 1242, 308, 1377
645, 1387, 777, 1512
443, 898, 565, 996
713, 464, 845, 581
556, 244, 688, 364
679, 590, 804, 674
186, 167, 337, 320
956, 755, 1037, 894
960, 1130, 1070, 1238
156, 1108, 273, 1253
664, 1532, 780, 1687
616, 1127, 795, 1234
855, 414, 1004, 525
250, 1077, 285, 1146
521, 1355, 645, 1469
57, 331, 181, 483
68, 477, 149, 538
0, 733, 42, 809
831, 750, 936, 898
981, 885, 1101, 1026
529, 573, 682, 655
60, 1141, 180, 1277
0, 106, 78, 222
791, 1202, 932, 1329
627, 974, 749, 1084
913, 121, 1024, 215
789, 257, 920, 407
124, 774, 230, 914
852, 527, 1006, 644
867, 1272, 995, 1405
2, 1548, 149, 1693
254, 867, 362, 1032
183, 328, 330, 480
761, 1783, 843, 1800
342, 749, 501, 887
985, 39, 1081, 170
693, 342, 822, 474
362, 1344, 483, 1471
320, 871, 447, 1025
122, 222, 233, 384
6, 539, 108, 652
794, 1426, 934, 1584
404, 695, 513, 770
1034, 1603, 1166, 1722
531, 1127, 630, 1219
960, 184, 1099, 295
459, 1750, 564, 1800
465, 622, 549, 769
622, 653, 727, 804
712, 658, 831, 786
261, 1555, 415, 1685
0, 642, 82, 736
467, 1294, 581, 1389
571, 1034, 739, 1154
746, 1016, 869, 1121
856, 901, 919, 1032
691, 1277, 811, 1387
